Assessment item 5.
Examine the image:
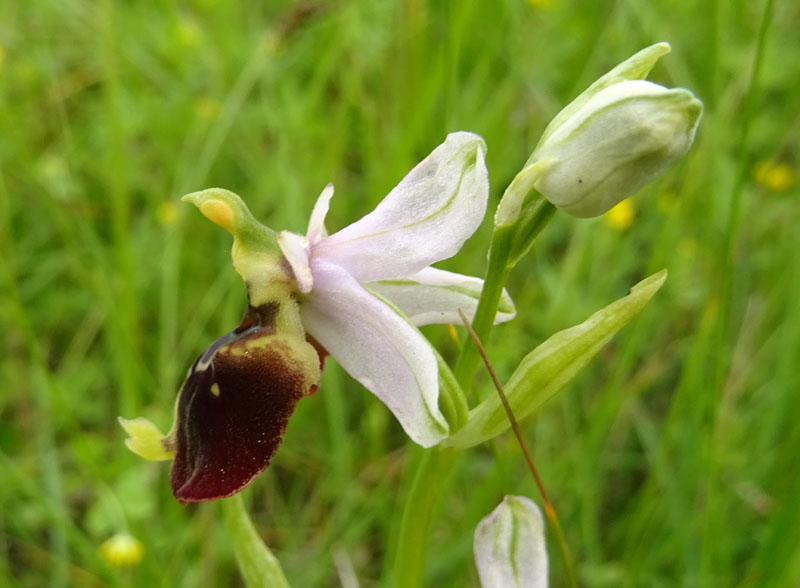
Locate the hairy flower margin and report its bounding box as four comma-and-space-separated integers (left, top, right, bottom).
120, 132, 515, 502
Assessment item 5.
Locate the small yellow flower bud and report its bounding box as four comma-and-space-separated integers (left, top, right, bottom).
753, 161, 794, 192
99, 533, 144, 568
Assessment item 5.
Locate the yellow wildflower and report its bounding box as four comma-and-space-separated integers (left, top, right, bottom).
753, 161, 794, 192
677, 237, 698, 260
175, 19, 202, 48
99, 533, 144, 567
156, 202, 179, 226
603, 198, 635, 231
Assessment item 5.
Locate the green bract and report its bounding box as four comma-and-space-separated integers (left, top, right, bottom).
445, 270, 667, 448
533, 42, 674, 151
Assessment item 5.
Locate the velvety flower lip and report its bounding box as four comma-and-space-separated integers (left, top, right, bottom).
171, 302, 322, 504
278, 131, 516, 446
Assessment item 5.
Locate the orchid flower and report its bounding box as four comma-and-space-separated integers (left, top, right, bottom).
474, 496, 549, 588
120, 132, 515, 503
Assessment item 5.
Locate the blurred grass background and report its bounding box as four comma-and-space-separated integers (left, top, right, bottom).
1, 0, 798, 586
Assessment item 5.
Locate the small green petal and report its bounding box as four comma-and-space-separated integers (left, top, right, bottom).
118, 417, 175, 461
494, 159, 555, 228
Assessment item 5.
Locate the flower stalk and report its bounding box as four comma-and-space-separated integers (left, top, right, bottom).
221, 493, 290, 588
391, 201, 555, 588
454, 195, 556, 391
392, 447, 461, 588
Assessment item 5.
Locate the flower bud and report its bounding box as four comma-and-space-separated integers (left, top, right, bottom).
474, 496, 548, 588
528, 43, 703, 218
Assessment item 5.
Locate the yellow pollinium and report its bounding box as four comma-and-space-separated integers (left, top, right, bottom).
199, 198, 235, 232
118, 417, 175, 461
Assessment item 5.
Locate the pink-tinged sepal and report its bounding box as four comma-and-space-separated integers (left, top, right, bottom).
171, 303, 320, 503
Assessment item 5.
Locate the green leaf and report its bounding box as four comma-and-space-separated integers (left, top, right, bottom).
444, 270, 667, 448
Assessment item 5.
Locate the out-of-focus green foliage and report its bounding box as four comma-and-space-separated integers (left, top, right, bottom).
1, 1, 798, 586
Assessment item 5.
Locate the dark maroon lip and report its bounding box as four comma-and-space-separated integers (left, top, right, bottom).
169, 302, 315, 504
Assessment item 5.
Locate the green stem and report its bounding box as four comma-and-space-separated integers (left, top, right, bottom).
390, 195, 555, 587
392, 448, 461, 588
453, 226, 514, 389
454, 198, 556, 390
703, 0, 774, 581
221, 494, 290, 588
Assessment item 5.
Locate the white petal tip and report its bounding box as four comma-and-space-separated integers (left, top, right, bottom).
277, 231, 314, 293
308, 184, 335, 244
